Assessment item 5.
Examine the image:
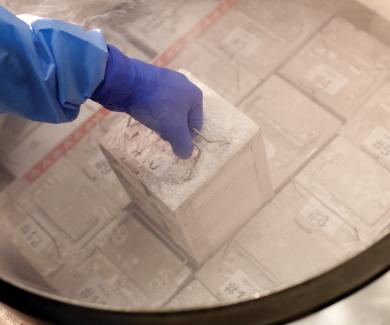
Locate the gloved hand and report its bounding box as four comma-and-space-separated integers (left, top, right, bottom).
91, 45, 203, 159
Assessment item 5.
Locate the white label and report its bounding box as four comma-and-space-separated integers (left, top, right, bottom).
298, 198, 358, 245
363, 126, 390, 162
222, 27, 262, 57
306, 63, 348, 96
218, 270, 258, 300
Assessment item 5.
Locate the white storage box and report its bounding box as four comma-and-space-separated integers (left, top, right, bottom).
295, 136, 390, 242
341, 81, 390, 172
240, 75, 341, 188
235, 183, 339, 284
281, 17, 390, 120
195, 242, 276, 302
11, 158, 119, 277
49, 208, 192, 307
100, 70, 273, 264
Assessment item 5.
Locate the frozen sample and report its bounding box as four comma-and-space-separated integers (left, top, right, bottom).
240, 75, 341, 188
12, 158, 118, 276
295, 136, 390, 243
196, 242, 276, 301
235, 187, 339, 284
100, 70, 273, 264
281, 17, 390, 120
341, 81, 390, 172
166, 280, 217, 308
91, 208, 192, 306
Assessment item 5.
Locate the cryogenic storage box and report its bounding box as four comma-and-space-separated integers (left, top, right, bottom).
236, 0, 342, 43
0, 107, 95, 177
10, 158, 119, 277
49, 208, 192, 307
195, 242, 276, 302
66, 115, 130, 209
281, 17, 390, 120
128, 0, 218, 54
295, 136, 390, 242
100, 71, 274, 265
237, 183, 363, 267
234, 184, 339, 284
341, 81, 390, 172
166, 280, 217, 308
169, 41, 260, 105
49, 250, 150, 308
94, 207, 192, 306
170, 0, 341, 104
199, 9, 290, 83
240, 75, 341, 188
201, 0, 341, 79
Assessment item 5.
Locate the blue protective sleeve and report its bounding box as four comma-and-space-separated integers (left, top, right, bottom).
0, 6, 108, 123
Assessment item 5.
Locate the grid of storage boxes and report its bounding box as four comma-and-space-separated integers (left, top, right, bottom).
1, 0, 390, 309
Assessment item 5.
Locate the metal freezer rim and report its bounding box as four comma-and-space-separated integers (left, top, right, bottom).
0, 232, 388, 325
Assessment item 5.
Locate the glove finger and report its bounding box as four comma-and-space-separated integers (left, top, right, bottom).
162, 123, 194, 159
188, 87, 203, 137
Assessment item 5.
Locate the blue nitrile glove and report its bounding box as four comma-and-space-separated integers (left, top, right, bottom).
91, 45, 203, 159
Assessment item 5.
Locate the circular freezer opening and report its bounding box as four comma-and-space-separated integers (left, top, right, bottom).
0, 0, 389, 324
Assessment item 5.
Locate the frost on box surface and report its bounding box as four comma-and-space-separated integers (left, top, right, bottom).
49, 208, 192, 308
341, 81, 390, 172
95, 208, 192, 305
281, 17, 390, 119
240, 75, 341, 188
9, 158, 119, 277
236, 182, 362, 266
195, 242, 276, 302
101, 70, 259, 211
169, 0, 342, 104
295, 136, 390, 242
66, 117, 130, 209
166, 280, 217, 308
234, 185, 339, 284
